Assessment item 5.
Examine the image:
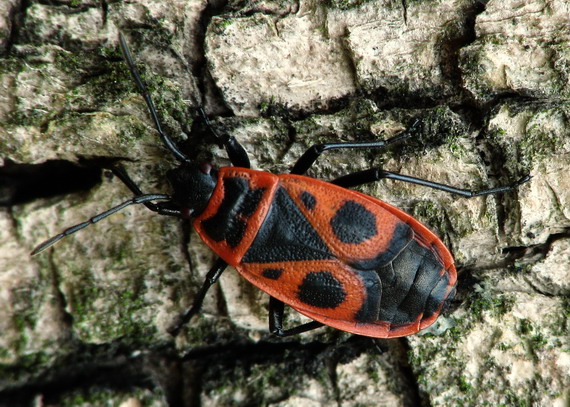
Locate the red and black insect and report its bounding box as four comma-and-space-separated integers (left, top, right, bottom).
32, 35, 530, 338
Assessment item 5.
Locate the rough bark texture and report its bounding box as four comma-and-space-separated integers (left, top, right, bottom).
1, 0, 569, 406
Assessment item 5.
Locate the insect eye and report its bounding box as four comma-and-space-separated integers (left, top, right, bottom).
199, 162, 213, 174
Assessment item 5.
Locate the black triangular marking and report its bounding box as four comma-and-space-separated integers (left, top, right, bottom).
242, 187, 333, 263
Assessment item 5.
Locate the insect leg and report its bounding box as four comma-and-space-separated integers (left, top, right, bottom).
291, 120, 420, 175
268, 297, 324, 337
120, 33, 251, 168
331, 168, 531, 197
198, 107, 251, 169
168, 257, 228, 336
110, 164, 194, 271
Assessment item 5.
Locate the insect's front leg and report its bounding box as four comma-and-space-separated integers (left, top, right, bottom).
168, 257, 228, 336
198, 107, 251, 169
108, 164, 181, 216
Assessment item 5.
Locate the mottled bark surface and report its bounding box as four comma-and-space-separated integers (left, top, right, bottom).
0, 0, 568, 406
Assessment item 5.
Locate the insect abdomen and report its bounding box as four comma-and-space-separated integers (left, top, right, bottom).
374, 236, 455, 327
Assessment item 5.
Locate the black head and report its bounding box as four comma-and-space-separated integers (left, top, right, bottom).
167, 162, 218, 218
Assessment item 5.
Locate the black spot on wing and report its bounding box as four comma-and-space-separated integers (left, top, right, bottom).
242, 187, 332, 263
201, 177, 265, 247
330, 200, 377, 244
262, 268, 284, 280
298, 271, 346, 309
299, 191, 316, 210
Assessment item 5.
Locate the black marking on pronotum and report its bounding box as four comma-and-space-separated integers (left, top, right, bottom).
240, 187, 265, 218
201, 177, 266, 247
330, 200, 377, 244
297, 270, 346, 309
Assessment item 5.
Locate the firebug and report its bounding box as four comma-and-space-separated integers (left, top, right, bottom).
32, 34, 530, 338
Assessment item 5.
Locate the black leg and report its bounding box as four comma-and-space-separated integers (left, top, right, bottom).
109, 164, 145, 196
291, 120, 420, 175
332, 168, 531, 197
168, 257, 228, 336
108, 165, 194, 272
198, 107, 251, 169
180, 219, 194, 273
269, 297, 324, 337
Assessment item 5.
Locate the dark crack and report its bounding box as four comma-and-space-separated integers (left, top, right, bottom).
0, 337, 381, 407
397, 339, 429, 407
2, 0, 27, 56
0, 344, 154, 406
503, 228, 570, 268
100, 0, 108, 26
401, 0, 408, 25
0, 159, 102, 207
194, 0, 234, 118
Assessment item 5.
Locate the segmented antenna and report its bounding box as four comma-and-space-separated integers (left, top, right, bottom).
118, 33, 191, 163
31, 194, 171, 255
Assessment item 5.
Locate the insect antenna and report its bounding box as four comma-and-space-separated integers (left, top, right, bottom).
118, 33, 191, 164
31, 193, 171, 255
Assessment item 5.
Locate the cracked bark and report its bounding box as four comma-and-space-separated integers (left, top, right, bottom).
0, 0, 569, 406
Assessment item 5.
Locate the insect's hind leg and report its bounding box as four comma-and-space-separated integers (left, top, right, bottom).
331, 168, 531, 197
268, 297, 324, 337
291, 120, 420, 175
